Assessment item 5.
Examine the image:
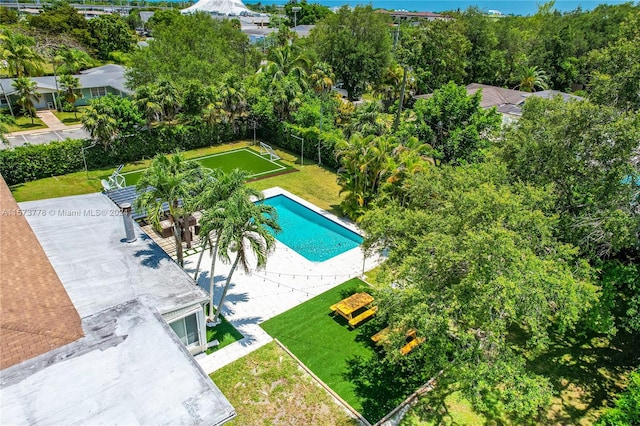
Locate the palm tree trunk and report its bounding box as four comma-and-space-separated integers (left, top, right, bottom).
211, 249, 240, 324
208, 235, 221, 320
173, 221, 184, 267
193, 236, 209, 282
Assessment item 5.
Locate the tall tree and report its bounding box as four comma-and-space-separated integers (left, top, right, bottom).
312, 5, 392, 101
498, 96, 640, 259
208, 189, 280, 324
58, 74, 83, 118
12, 77, 41, 124
411, 82, 501, 165
88, 14, 136, 60
134, 153, 205, 267
196, 169, 260, 321
399, 19, 470, 93
127, 13, 249, 87
0, 30, 44, 77
357, 162, 597, 422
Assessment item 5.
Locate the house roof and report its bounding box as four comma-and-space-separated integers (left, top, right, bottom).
19, 193, 209, 318
0, 176, 84, 370
414, 83, 582, 117
1, 185, 235, 424
0, 64, 131, 96
1, 299, 236, 426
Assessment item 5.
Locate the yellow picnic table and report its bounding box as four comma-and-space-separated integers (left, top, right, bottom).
330, 292, 377, 328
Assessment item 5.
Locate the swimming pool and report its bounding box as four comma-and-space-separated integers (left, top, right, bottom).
261, 195, 363, 262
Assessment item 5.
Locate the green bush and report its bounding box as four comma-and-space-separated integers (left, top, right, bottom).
0, 122, 238, 185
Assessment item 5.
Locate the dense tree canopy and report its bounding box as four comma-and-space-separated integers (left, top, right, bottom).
498, 97, 640, 259
358, 162, 597, 421
127, 13, 250, 88
410, 82, 501, 165
311, 5, 392, 100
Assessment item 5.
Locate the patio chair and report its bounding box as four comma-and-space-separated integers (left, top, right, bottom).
101, 179, 112, 192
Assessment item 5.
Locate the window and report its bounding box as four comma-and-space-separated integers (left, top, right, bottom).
90, 87, 108, 98
169, 314, 200, 347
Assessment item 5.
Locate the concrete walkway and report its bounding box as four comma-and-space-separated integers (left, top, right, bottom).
191, 188, 382, 374
35, 110, 68, 131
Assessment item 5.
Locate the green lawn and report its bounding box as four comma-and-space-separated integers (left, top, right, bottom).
260, 278, 378, 419
11, 141, 345, 212
205, 315, 244, 355
52, 107, 87, 124
6, 115, 47, 132
116, 147, 290, 187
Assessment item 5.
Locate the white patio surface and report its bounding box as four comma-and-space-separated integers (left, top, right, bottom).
190, 188, 381, 374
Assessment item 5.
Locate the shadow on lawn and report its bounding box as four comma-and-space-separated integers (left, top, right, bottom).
342, 319, 432, 423
526, 328, 640, 423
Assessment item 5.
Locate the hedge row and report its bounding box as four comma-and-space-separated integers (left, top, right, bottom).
0, 123, 236, 186
0, 120, 345, 186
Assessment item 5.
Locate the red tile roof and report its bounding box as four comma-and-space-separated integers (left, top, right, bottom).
0, 176, 84, 370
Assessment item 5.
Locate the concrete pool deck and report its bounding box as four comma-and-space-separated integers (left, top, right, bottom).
191, 187, 382, 374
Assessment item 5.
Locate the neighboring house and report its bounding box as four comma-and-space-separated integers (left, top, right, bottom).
0, 177, 235, 425
0, 64, 130, 111
415, 83, 584, 123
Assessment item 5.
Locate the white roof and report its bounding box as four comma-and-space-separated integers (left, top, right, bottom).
182, 0, 253, 15
20, 193, 209, 318
1, 299, 235, 426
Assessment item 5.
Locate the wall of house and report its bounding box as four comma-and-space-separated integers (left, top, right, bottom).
164, 305, 208, 355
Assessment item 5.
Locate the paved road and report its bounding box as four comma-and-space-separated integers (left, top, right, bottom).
4, 127, 90, 148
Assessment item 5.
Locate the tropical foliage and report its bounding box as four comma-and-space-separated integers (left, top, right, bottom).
134, 153, 205, 267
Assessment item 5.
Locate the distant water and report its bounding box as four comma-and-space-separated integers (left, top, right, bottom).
167, 0, 636, 16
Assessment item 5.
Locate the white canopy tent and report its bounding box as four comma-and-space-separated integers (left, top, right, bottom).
181, 0, 253, 15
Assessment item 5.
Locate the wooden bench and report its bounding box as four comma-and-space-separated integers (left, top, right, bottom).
157, 219, 173, 238
348, 306, 378, 328
400, 336, 425, 355
329, 303, 339, 313
371, 327, 390, 344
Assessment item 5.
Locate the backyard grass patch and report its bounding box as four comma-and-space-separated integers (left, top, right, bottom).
210, 341, 357, 425
260, 278, 378, 419
10, 141, 345, 212
205, 315, 244, 355
116, 147, 291, 187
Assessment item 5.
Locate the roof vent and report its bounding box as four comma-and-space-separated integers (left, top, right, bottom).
121, 203, 137, 243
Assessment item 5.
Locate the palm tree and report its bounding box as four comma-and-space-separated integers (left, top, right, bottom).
58, 74, 83, 119
134, 153, 205, 267
257, 44, 310, 89
155, 80, 181, 122
135, 84, 163, 125
345, 102, 389, 138
1, 30, 44, 77
514, 65, 549, 92
82, 102, 118, 150
53, 46, 92, 75
196, 169, 261, 321
12, 77, 41, 124
207, 190, 280, 324
310, 62, 335, 95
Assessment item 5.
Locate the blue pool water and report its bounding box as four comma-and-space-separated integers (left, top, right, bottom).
261, 195, 363, 262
